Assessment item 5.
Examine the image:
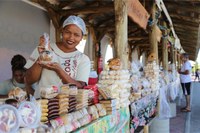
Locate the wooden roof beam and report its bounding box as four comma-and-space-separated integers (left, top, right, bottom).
173, 24, 199, 31
172, 18, 199, 26
181, 43, 197, 49
34, 0, 60, 28
170, 14, 200, 23
181, 46, 197, 50
175, 27, 198, 36
60, 5, 114, 17
58, 0, 75, 9
128, 28, 139, 34
180, 37, 198, 42
130, 43, 149, 47
128, 36, 148, 41
166, 2, 200, 14
176, 31, 198, 37
96, 15, 115, 27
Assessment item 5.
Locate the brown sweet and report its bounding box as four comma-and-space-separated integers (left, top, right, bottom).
48, 98, 59, 102
48, 106, 59, 111
48, 109, 59, 115
48, 101, 59, 106
107, 58, 121, 70
42, 108, 49, 113
147, 53, 156, 62
8, 87, 26, 102
41, 116, 48, 122
59, 109, 68, 115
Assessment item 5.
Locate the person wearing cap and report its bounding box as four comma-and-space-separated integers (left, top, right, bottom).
178, 53, 192, 112
25, 15, 90, 98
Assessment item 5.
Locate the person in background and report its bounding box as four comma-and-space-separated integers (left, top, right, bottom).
25, 15, 90, 98
178, 53, 192, 112
0, 55, 27, 98
194, 69, 200, 82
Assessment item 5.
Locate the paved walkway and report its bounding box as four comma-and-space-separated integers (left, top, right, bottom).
170, 82, 200, 133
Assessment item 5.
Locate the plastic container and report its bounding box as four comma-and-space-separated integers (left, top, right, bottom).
39, 33, 53, 64
0, 104, 20, 133
18, 101, 41, 128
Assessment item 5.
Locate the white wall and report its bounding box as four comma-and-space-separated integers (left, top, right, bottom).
0, 1, 50, 82
101, 35, 112, 65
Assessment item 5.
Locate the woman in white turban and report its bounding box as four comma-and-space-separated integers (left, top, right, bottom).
25, 16, 90, 98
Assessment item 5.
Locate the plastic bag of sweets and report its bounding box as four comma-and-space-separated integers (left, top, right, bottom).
0, 104, 20, 133
18, 101, 41, 128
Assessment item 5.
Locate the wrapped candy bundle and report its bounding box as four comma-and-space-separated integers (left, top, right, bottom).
40, 86, 59, 99
76, 89, 89, 110
36, 99, 49, 123
48, 98, 59, 120
99, 99, 117, 114
144, 61, 160, 91
84, 85, 99, 104
56, 94, 69, 115
87, 105, 99, 120
95, 103, 106, 117
64, 108, 91, 132
68, 96, 77, 113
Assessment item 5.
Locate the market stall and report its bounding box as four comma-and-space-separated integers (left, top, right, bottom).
0, 0, 193, 133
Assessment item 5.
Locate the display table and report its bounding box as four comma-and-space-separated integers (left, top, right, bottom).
73, 107, 130, 133
130, 92, 158, 132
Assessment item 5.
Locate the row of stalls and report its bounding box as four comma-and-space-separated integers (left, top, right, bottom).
0, 0, 193, 133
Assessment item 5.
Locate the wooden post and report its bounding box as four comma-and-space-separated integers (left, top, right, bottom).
172, 47, 175, 65
162, 22, 168, 71
170, 45, 174, 64
149, 3, 159, 64
177, 52, 181, 69
90, 27, 98, 71
55, 28, 62, 43
114, 0, 129, 69
144, 125, 149, 133
174, 49, 177, 68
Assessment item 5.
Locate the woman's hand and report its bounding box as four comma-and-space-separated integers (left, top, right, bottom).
38, 62, 62, 72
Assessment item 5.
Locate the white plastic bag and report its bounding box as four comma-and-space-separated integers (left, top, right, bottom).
159, 86, 171, 119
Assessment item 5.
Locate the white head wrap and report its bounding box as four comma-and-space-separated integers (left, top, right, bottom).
63, 15, 86, 35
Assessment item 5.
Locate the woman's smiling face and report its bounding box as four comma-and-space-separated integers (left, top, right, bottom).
62, 24, 83, 51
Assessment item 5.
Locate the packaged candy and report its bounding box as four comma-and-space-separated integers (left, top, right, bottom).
39, 33, 53, 63
40, 86, 59, 99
